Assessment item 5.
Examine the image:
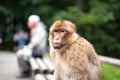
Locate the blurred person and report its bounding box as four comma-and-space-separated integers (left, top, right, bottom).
24, 32, 30, 45
14, 29, 25, 50
16, 15, 47, 78
13, 28, 30, 52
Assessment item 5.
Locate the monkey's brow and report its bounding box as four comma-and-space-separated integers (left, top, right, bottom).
54, 28, 66, 30
53, 28, 66, 32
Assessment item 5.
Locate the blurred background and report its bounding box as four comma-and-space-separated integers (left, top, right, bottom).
0, 0, 120, 80
0, 0, 120, 59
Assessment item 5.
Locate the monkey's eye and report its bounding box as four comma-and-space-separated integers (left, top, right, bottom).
53, 30, 58, 32
53, 29, 66, 33
60, 30, 66, 33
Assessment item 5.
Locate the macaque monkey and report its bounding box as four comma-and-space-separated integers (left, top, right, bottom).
49, 20, 102, 80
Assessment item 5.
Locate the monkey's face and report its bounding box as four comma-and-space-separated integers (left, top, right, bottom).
52, 28, 67, 49
49, 20, 76, 49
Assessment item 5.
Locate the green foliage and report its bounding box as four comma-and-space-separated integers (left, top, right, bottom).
102, 63, 120, 80
0, 0, 120, 58
0, 6, 11, 16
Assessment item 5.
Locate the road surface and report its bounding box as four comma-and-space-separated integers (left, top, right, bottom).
0, 51, 30, 80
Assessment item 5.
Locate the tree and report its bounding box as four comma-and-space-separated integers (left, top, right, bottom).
52, 0, 120, 59
0, 0, 120, 59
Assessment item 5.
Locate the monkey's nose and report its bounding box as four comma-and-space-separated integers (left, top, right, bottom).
56, 38, 59, 40
55, 37, 59, 40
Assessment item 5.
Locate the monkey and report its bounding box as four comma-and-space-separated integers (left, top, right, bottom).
48, 20, 102, 80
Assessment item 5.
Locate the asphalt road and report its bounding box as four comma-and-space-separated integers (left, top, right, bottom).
0, 51, 30, 80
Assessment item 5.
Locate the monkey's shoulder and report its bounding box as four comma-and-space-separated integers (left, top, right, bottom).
73, 36, 92, 47
67, 36, 94, 54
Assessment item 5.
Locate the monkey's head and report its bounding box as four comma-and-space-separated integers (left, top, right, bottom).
49, 20, 78, 49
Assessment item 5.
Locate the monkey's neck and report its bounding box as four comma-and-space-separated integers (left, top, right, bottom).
60, 33, 79, 54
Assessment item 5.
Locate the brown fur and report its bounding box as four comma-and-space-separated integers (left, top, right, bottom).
49, 20, 102, 80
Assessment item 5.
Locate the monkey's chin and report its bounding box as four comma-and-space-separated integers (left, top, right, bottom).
53, 43, 63, 49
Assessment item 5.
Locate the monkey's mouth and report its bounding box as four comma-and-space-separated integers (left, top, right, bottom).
53, 43, 63, 49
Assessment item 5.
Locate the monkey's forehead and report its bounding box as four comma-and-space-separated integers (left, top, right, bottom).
50, 20, 76, 32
